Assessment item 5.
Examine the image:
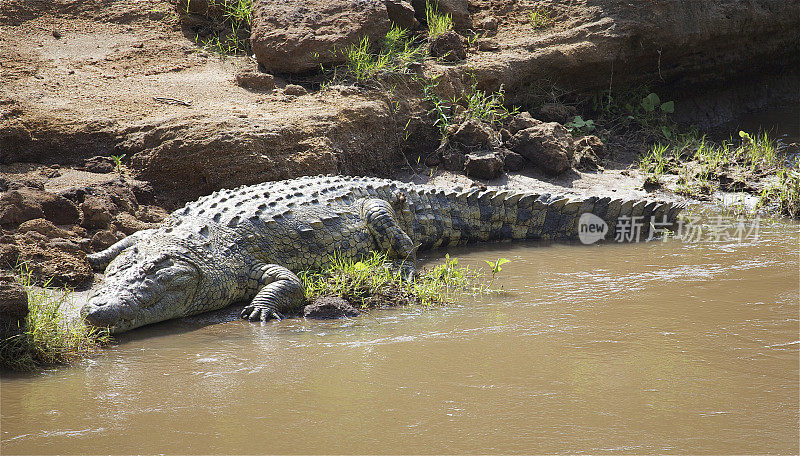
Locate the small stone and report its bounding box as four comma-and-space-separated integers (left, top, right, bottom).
17, 218, 72, 238
538, 103, 577, 124
113, 212, 153, 235
575, 135, 605, 158
91, 229, 124, 252
476, 38, 499, 51
385, 0, 417, 30
508, 111, 542, 134
429, 31, 466, 62
441, 150, 466, 171
478, 16, 498, 31
304, 296, 360, 319
0, 272, 28, 320
83, 156, 115, 173
81, 196, 113, 229
500, 149, 527, 171
284, 84, 308, 96
448, 118, 496, 149
0, 189, 80, 227
235, 68, 276, 91
464, 151, 503, 179
507, 122, 575, 175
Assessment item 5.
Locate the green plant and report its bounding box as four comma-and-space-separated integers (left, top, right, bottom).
529, 5, 555, 29
1, 265, 111, 371
638, 143, 670, 186
758, 167, 800, 218
328, 26, 426, 83
566, 115, 595, 135
483, 257, 509, 287
300, 251, 482, 309
110, 154, 126, 173
590, 88, 676, 138
423, 75, 518, 137
190, 0, 252, 55
426, 1, 453, 38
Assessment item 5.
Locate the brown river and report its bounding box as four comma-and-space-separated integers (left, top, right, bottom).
1, 211, 798, 454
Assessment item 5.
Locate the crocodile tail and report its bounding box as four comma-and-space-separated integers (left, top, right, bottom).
406, 188, 685, 250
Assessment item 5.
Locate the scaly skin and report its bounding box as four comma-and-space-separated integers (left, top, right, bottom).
82, 175, 683, 332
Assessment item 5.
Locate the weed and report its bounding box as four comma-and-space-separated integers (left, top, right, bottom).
638, 143, 670, 185
758, 166, 800, 218
426, 1, 454, 39
591, 88, 676, 139
1, 266, 111, 371
423, 75, 518, 136
529, 5, 555, 29
327, 26, 426, 84
483, 258, 509, 288
188, 0, 252, 55
301, 252, 485, 310
566, 115, 596, 135
110, 154, 126, 173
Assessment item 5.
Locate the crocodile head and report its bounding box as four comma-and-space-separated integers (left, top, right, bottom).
81, 236, 206, 333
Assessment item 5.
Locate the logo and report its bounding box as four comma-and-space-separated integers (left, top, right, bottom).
578, 213, 608, 244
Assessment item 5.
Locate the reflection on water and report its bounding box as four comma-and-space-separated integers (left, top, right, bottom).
1, 215, 798, 454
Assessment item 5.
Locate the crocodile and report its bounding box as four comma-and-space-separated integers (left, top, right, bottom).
82, 175, 683, 332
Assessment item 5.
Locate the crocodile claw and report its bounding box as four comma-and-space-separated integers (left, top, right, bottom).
240, 305, 284, 322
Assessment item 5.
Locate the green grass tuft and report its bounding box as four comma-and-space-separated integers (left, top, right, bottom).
426, 1, 454, 39
327, 26, 427, 84
0, 266, 111, 372
529, 5, 555, 29
759, 166, 800, 218
301, 252, 486, 310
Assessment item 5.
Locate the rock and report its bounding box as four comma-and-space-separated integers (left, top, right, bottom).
500, 149, 527, 171
17, 231, 94, 288
718, 173, 752, 192
429, 30, 466, 61
17, 218, 73, 239
464, 151, 503, 179
0, 272, 27, 320
250, 0, 392, 74
137, 205, 169, 223
283, 84, 308, 96
91, 229, 125, 252
80, 196, 113, 230
113, 212, 154, 235
235, 68, 276, 91
83, 156, 115, 173
574, 148, 601, 171
0, 174, 45, 192
507, 111, 542, 134
538, 103, 578, 124
476, 38, 499, 51
385, 0, 417, 29
575, 135, 606, 159
507, 122, 575, 175
441, 150, 466, 171
304, 296, 361, 319
477, 16, 498, 32
0, 241, 19, 269
14, 232, 94, 288
448, 118, 496, 149
0, 189, 80, 227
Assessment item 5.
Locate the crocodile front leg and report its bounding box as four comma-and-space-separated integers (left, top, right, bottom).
363, 198, 417, 278
240, 264, 305, 322
87, 229, 157, 271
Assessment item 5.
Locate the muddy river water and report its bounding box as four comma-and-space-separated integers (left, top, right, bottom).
1, 211, 798, 454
